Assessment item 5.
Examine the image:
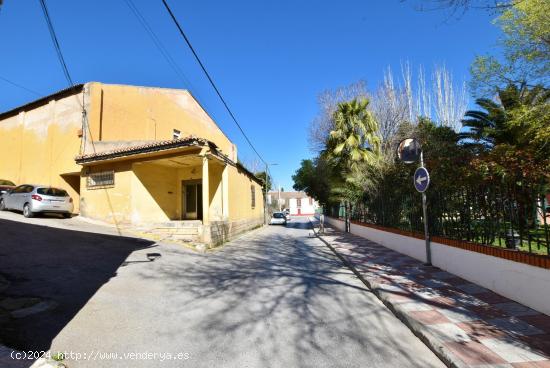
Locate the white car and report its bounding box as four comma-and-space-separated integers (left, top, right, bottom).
269, 212, 287, 225
0, 184, 74, 218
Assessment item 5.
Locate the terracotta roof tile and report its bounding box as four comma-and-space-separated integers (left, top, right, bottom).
75, 136, 264, 185
75, 136, 215, 163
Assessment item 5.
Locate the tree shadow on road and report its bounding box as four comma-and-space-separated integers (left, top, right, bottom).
0, 218, 155, 356
143, 221, 443, 368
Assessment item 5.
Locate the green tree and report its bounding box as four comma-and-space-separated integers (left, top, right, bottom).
461, 84, 549, 152
324, 98, 381, 231
325, 98, 381, 169
254, 171, 272, 193
471, 0, 550, 94
461, 84, 550, 228
292, 158, 332, 206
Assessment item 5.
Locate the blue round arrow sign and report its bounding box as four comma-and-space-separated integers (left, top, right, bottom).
414, 167, 430, 192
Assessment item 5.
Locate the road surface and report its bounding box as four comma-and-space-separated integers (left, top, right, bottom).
0, 212, 444, 367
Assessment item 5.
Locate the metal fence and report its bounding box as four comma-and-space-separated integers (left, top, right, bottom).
328, 183, 550, 256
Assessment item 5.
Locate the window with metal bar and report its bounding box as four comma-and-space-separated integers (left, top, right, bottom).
87, 171, 115, 189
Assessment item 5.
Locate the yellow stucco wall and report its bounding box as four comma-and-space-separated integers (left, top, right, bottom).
79, 162, 133, 224
131, 162, 179, 223
79, 156, 264, 226
208, 161, 224, 221
86, 83, 237, 161
0, 94, 83, 212
228, 164, 264, 221
0, 82, 264, 237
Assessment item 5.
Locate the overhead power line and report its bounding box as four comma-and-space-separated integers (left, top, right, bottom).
38, 0, 74, 87
0, 76, 42, 96
123, 0, 198, 92
160, 0, 267, 166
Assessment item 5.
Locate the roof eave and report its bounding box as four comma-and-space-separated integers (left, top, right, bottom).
0, 84, 85, 121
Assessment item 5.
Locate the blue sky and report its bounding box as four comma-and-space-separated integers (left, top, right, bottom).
0, 1, 500, 191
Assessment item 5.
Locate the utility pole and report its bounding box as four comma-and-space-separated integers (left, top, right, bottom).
264, 163, 278, 224
278, 186, 281, 212
264, 163, 268, 225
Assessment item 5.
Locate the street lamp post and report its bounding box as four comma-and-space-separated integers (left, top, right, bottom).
278, 186, 281, 212
265, 163, 278, 225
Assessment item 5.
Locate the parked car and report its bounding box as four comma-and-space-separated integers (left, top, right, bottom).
269, 212, 287, 225
0, 179, 16, 195
0, 184, 73, 218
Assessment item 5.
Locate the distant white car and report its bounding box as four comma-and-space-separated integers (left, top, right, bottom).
269, 212, 287, 225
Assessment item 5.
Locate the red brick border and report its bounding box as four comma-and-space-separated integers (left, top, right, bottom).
329, 218, 550, 270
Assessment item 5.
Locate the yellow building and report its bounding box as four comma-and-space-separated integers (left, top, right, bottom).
0, 82, 265, 245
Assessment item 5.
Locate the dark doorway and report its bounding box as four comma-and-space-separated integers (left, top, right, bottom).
182, 180, 203, 220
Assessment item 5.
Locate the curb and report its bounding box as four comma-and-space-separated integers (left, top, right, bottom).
308, 218, 464, 368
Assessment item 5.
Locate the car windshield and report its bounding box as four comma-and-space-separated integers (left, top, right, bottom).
0, 180, 15, 186
37, 187, 69, 197
273, 213, 285, 219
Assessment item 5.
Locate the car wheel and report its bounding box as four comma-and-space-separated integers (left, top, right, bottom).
23, 203, 34, 218
63, 213, 71, 219
0, 199, 5, 211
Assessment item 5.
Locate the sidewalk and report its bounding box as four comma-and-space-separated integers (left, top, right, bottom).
312, 220, 550, 368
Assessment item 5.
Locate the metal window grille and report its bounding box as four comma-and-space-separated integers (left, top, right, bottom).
87, 171, 115, 188
251, 186, 255, 208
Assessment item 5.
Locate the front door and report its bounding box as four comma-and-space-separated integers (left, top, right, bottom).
182, 181, 203, 220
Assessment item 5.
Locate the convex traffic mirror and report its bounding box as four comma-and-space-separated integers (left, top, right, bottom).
397, 138, 421, 164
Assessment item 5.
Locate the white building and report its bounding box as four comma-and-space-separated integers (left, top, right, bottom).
267, 191, 319, 216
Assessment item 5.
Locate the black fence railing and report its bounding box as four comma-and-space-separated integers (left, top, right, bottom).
327, 183, 550, 257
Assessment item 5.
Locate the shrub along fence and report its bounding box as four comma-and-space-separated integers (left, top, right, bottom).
328, 182, 550, 257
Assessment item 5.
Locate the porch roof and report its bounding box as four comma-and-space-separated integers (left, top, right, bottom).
75, 136, 263, 185
75, 136, 218, 164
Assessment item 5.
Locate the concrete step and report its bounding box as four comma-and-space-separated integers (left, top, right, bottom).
167, 234, 198, 241
146, 228, 199, 236
153, 220, 202, 228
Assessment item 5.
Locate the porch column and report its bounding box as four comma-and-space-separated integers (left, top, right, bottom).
222, 164, 229, 219
202, 156, 210, 225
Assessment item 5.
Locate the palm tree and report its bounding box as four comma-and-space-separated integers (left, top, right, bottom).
461, 83, 550, 229
460, 84, 549, 148
326, 98, 380, 169
324, 98, 381, 231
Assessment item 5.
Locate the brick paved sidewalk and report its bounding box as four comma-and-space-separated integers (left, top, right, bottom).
313, 222, 550, 368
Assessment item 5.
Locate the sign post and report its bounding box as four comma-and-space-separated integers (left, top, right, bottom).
398, 139, 432, 266
414, 152, 431, 265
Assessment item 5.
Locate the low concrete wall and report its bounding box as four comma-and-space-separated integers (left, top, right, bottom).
350, 222, 428, 262
206, 216, 264, 246
324, 217, 550, 316
325, 216, 345, 232
431, 242, 550, 316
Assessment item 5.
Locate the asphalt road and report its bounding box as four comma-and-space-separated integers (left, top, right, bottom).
1, 212, 444, 367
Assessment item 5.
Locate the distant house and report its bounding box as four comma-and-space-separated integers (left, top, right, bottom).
267, 191, 318, 216
0, 82, 264, 246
